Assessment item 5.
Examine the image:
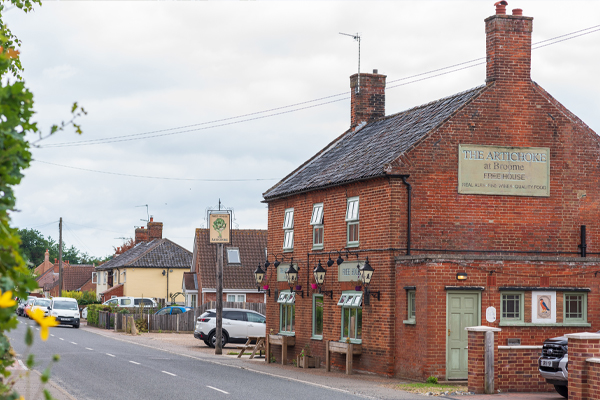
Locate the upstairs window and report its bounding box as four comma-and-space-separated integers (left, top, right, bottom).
311, 203, 324, 249
283, 208, 294, 250
92, 272, 98, 284
227, 248, 241, 264
345, 197, 359, 247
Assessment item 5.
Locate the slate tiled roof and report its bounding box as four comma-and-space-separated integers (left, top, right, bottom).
183, 272, 197, 292
263, 85, 487, 200
194, 229, 267, 290
96, 239, 192, 270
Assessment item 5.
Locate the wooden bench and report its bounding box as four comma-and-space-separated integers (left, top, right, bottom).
236, 336, 265, 359
325, 340, 362, 375
265, 334, 295, 364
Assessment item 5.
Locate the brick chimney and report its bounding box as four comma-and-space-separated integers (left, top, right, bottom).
485, 2, 533, 84
147, 217, 163, 242
135, 227, 148, 244
350, 69, 386, 128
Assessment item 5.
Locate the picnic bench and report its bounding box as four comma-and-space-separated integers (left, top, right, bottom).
265, 334, 295, 365
325, 340, 362, 375
235, 336, 265, 359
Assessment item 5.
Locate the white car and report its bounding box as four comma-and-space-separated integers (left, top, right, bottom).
30, 298, 52, 317
194, 308, 265, 348
102, 296, 157, 308
49, 297, 80, 328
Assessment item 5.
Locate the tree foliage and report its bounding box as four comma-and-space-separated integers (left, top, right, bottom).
113, 237, 134, 255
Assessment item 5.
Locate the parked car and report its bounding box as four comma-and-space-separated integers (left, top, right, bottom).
49, 297, 80, 328
102, 297, 157, 308
194, 308, 266, 348
29, 298, 52, 318
539, 335, 570, 398
155, 306, 192, 315
23, 298, 36, 317
17, 297, 34, 316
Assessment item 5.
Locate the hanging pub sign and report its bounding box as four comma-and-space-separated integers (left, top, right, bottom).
458, 144, 550, 197
209, 213, 231, 244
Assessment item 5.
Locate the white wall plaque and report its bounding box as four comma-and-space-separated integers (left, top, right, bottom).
486, 306, 496, 323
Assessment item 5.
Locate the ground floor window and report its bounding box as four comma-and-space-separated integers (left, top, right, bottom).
564, 292, 587, 324
406, 290, 416, 323
338, 292, 362, 343
278, 291, 295, 334
227, 294, 246, 303
312, 294, 323, 339
501, 292, 523, 323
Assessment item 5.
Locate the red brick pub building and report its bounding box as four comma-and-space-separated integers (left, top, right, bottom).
261, 3, 600, 381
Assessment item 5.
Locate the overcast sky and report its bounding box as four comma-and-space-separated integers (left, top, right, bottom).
5, 1, 599, 259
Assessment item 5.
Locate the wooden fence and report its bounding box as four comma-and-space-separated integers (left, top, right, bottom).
90, 302, 265, 333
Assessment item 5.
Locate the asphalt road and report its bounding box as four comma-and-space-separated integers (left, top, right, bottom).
8, 316, 376, 400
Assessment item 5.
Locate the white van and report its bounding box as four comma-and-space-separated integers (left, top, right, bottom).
49, 297, 80, 328
103, 297, 157, 308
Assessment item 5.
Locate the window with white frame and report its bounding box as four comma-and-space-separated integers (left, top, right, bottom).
311, 203, 324, 249
227, 248, 241, 264
277, 291, 295, 334
564, 292, 587, 324
346, 197, 359, 247
227, 294, 246, 303
337, 292, 362, 343
92, 272, 97, 284
283, 208, 294, 250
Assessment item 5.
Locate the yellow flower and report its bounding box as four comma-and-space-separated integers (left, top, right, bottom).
26, 308, 59, 341
0, 290, 16, 308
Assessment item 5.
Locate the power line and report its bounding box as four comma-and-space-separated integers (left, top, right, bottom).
36, 23, 600, 149
34, 160, 277, 181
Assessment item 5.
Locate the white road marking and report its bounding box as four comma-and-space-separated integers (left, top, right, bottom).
161, 371, 176, 376
207, 386, 229, 394
70, 342, 77, 345
129, 361, 140, 365
85, 348, 93, 351
106, 353, 115, 357
36, 328, 39, 331
50, 334, 55, 337
59, 338, 64, 341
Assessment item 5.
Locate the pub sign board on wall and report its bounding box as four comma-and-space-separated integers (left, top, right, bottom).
458, 144, 550, 197
209, 213, 231, 244
531, 291, 556, 324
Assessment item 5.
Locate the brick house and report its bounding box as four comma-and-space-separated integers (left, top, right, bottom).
35, 259, 96, 297
95, 219, 192, 304
187, 229, 267, 306
262, 3, 600, 381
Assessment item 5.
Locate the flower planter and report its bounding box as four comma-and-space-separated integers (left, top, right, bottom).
295, 285, 302, 291
297, 355, 320, 368
311, 283, 318, 290
262, 284, 269, 290
355, 286, 362, 291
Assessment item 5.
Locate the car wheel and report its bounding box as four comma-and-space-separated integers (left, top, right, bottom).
74, 323, 80, 329
554, 385, 568, 398
203, 340, 210, 347
208, 331, 228, 348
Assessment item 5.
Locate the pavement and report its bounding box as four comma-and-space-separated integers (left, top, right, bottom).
7, 322, 563, 400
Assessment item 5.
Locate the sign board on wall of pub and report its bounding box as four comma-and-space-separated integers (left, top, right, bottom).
338, 261, 364, 282
209, 213, 231, 244
458, 144, 550, 197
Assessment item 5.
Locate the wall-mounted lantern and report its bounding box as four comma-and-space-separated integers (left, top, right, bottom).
358, 257, 380, 305
456, 272, 468, 281
253, 264, 270, 296
286, 260, 303, 297
313, 260, 333, 299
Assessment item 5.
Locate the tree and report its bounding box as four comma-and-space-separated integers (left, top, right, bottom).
113, 237, 135, 255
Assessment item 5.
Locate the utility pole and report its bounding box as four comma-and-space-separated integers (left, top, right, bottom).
58, 217, 63, 297
215, 199, 223, 355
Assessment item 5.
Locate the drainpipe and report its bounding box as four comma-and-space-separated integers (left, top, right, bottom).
388, 174, 412, 255
579, 225, 587, 257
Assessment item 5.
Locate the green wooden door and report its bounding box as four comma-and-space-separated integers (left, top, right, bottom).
446, 292, 480, 380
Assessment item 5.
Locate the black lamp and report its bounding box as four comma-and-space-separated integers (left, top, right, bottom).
358, 257, 380, 305
285, 262, 303, 297
313, 260, 333, 299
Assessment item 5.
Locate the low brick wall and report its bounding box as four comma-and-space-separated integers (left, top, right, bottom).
587, 359, 600, 400
497, 346, 553, 392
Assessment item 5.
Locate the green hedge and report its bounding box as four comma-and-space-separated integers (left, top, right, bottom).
61, 290, 101, 305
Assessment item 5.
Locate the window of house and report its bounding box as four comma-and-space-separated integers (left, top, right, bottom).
227, 248, 241, 264
277, 291, 295, 335
501, 292, 523, 323
103, 271, 107, 285
283, 208, 294, 250
564, 292, 587, 324
311, 203, 324, 249
346, 197, 359, 247
227, 294, 246, 303
122, 271, 126, 283
337, 292, 362, 343
312, 294, 324, 339
92, 272, 97, 284
190, 294, 197, 307
404, 290, 416, 324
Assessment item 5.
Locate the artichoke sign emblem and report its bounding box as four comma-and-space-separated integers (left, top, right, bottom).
213, 217, 227, 238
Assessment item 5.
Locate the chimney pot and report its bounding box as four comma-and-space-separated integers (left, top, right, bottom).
494, 0, 508, 14
150, 216, 153, 222
373, 69, 378, 74
512, 8, 523, 16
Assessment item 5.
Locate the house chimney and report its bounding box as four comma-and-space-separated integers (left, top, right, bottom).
44, 249, 49, 263
147, 219, 163, 242
54, 258, 59, 273
485, 2, 533, 84
350, 69, 386, 128
135, 227, 148, 244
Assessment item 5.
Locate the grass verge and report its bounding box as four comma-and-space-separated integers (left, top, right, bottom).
395, 382, 468, 395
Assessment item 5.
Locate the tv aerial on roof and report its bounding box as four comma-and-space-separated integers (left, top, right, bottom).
136, 204, 150, 222
340, 32, 361, 93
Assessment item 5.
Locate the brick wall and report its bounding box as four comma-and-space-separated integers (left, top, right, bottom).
497, 347, 553, 392
588, 361, 600, 400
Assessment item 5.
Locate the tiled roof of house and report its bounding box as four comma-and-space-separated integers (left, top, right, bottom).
194, 229, 267, 290
36, 264, 95, 292
96, 239, 192, 270
263, 85, 487, 200
183, 272, 197, 292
